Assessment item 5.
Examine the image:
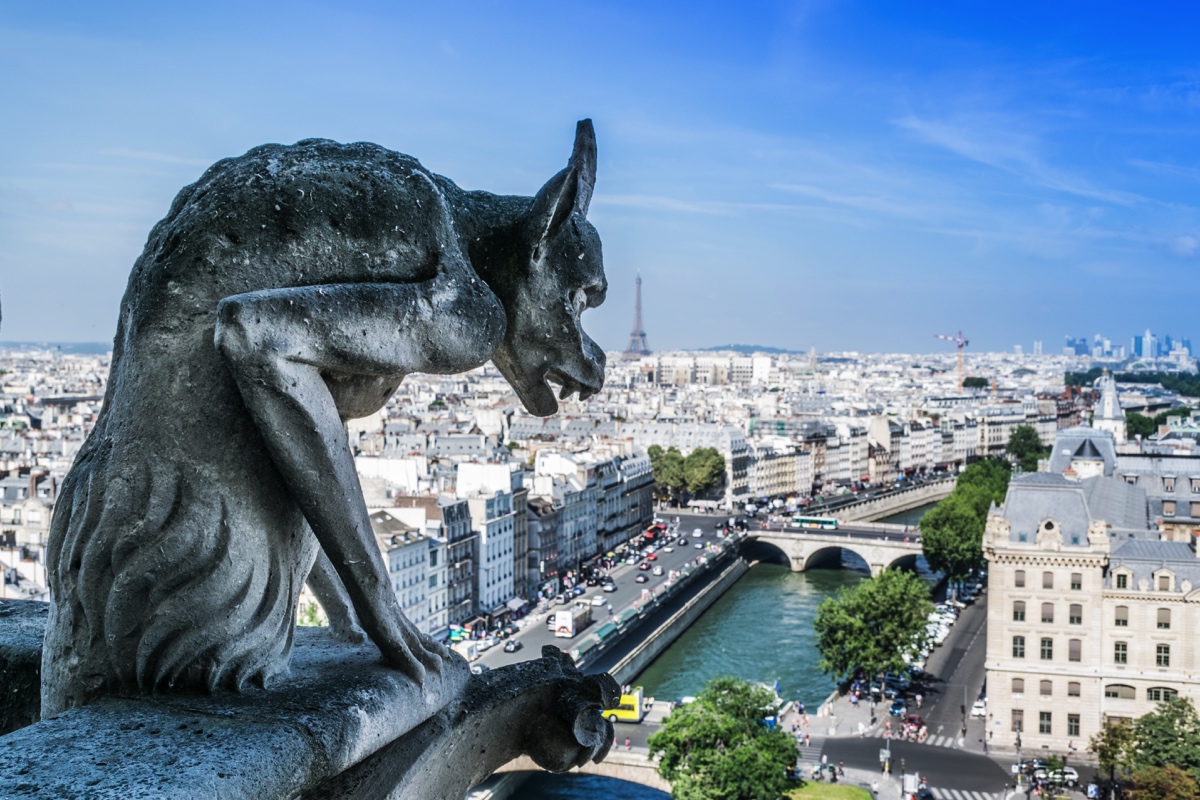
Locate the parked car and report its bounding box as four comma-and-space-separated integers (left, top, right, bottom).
662, 546, 674, 553
502, 639, 523, 653
571, 586, 586, 597
603, 582, 618, 593
635, 574, 649, 583
1036, 767, 1079, 787
970, 698, 987, 717
646, 553, 657, 561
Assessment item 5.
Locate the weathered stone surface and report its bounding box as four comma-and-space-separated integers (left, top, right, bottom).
2, 619, 619, 799
0, 600, 45, 735
41, 120, 608, 720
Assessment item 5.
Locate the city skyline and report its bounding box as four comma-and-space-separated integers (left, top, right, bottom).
2, 2, 1199, 352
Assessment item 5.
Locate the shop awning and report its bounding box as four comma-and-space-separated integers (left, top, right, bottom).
595, 622, 619, 641
506, 597, 527, 612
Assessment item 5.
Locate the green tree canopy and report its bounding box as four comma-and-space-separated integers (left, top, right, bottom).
684, 447, 726, 496
1090, 719, 1136, 778
647, 677, 798, 800
919, 495, 984, 582
812, 568, 933, 681
962, 376, 989, 390
1126, 412, 1157, 439
1132, 697, 1200, 785
920, 459, 1009, 584
1006, 425, 1046, 472
1129, 766, 1200, 800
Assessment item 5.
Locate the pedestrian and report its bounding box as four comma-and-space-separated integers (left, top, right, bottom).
838, 760, 845, 777
821, 754, 828, 768
803, 732, 810, 748
858, 721, 865, 738
915, 693, 923, 708
872, 780, 879, 795
624, 737, 631, 750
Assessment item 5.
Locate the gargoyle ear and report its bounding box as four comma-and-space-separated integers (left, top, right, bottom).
529, 119, 597, 242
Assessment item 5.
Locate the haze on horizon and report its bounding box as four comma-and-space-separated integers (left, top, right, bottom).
1, 2, 1197, 354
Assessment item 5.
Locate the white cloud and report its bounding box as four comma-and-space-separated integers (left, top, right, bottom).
1170, 235, 1198, 257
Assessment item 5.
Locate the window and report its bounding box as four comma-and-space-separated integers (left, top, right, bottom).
1012, 709, 1024, 733
1164, 477, 1176, 493
1069, 639, 1082, 662
1148, 687, 1178, 702
1015, 570, 1026, 588
1116, 574, 1128, 589
1157, 608, 1171, 629
1192, 502, 1200, 518
1158, 574, 1171, 591
1043, 571, 1054, 590
1194, 478, 1200, 493
1012, 678, 1025, 694
1068, 714, 1080, 737
1040, 680, 1052, 696
1163, 501, 1176, 517
1042, 603, 1055, 624
1070, 604, 1083, 625
1114, 642, 1128, 664
1125, 475, 1138, 486
1041, 638, 1054, 660
1115, 606, 1128, 626
1157, 645, 1170, 667
1071, 572, 1082, 591
1013, 636, 1026, 658
1013, 601, 1026, 621
1039, 711, 1052, 734
1105, 684, 1136, 699
1068, 681, 1081, 698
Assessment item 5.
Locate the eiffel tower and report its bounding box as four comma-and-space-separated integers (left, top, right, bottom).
624, 273, 651, 357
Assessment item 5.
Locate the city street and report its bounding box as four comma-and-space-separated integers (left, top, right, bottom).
476, 516, 734, 670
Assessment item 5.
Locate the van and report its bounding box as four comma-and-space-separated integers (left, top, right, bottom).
607, 686, 646, 723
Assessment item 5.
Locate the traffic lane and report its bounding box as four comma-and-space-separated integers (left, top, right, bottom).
919, 589, 988, 735
476, 528, 730, 669
824, 737, 1009, 793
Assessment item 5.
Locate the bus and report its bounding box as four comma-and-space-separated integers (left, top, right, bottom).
791, 515, 838, 530
606, 686, 646, 723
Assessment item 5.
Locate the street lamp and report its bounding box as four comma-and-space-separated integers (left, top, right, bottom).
1015, 722, 1023, 786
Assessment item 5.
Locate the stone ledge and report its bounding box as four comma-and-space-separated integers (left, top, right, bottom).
0, 600, 619, 799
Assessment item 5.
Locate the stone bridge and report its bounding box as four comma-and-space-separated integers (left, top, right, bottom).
746, 525, 925, 577
826, 478, 954, 522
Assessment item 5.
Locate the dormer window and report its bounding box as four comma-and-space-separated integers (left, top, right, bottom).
1157, 573, 1173, 592
1116, 573, 1128, 589
1163, 477, 1176, 493
1125, 475, 1138, 486
1163, 501, 1176, 517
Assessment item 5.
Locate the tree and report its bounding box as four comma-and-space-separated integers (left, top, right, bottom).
1006, 425, 1046, 472
1132, 697, 1200, 785
812, 568, 933, 681
684, 447, 726, 496
1129, 766, 1200, 800
920, 494, 984, 583
1090, 719, 1136, 783
962, 376, 988, 390
649, 445, 688, 502
647, 676, 797, 800
1126, 412, 1156, 439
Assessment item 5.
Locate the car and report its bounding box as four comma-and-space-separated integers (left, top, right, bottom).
971, 698, 987, 717
571, 586, 586, 597
905, 714, 925, 729
635, 574, 649, 583
889, 698, 907, 716
1020, 759, 1048, 774
585, 576, 598, 586
469, 663, 490, 674
693, 542, 703, 549
652, 566, 664, 576
503, 639, 523, 653
591, 594, 607, 607
1037, 767, 1079, 787
646, 553, 657, 561
692, 528, 703, 537
553, 593, 566, 605
603, 582, 618, 592
662, 546, 674, 553
638, 562, 651, 570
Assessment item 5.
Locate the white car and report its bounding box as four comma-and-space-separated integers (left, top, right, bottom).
970, 699, 987, 717
692, 529, 703, 537
591, 594, 607, 607
662, 546, 674, 553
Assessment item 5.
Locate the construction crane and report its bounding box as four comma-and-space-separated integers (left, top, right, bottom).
934, 331, 969, 394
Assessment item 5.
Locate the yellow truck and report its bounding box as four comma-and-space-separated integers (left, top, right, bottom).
607, 686, 646, 723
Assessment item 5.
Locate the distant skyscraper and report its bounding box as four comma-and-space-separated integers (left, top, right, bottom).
624, 273, 651, 357
1032, 340, 1043, 356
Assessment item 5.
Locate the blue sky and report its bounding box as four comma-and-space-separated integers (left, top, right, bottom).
2, 1, 1198, 353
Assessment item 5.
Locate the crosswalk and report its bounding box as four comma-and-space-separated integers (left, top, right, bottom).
861, 731, 964, 749
929, 787, 1002, 800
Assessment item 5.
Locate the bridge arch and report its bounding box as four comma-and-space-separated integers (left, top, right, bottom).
885, 552, 923, 573
741, 538, 792, 568
747, 530, 923, 578
801, 545, 869, 573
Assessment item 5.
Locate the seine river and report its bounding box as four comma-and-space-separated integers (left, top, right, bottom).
519, 503, 937, 800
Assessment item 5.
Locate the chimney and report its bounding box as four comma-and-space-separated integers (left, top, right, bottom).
29, 471, 40, 500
